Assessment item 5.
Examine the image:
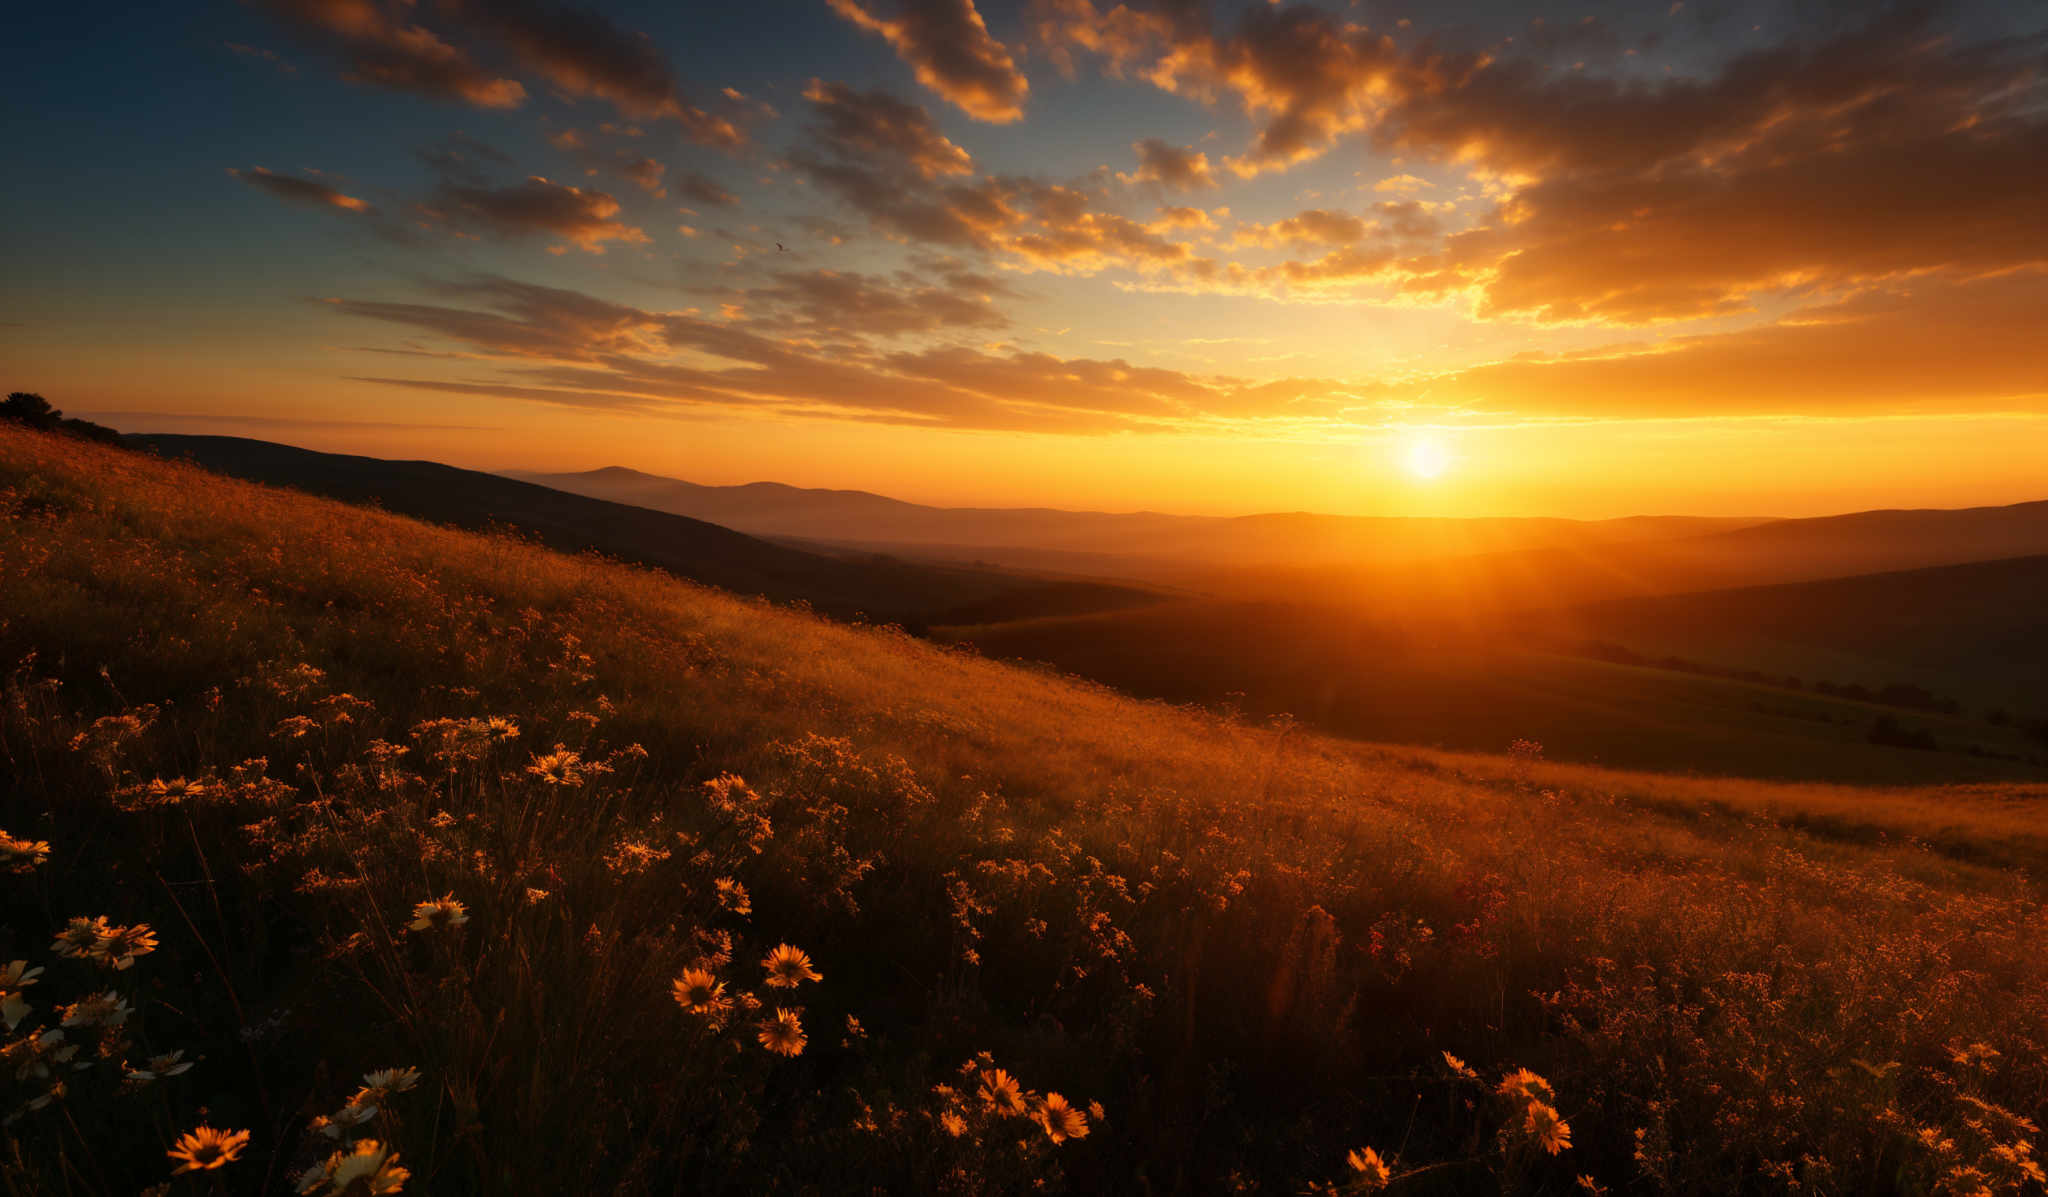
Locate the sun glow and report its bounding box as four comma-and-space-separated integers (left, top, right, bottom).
1405, 436, 1451, 480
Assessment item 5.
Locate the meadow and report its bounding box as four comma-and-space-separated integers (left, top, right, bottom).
3, 422, 2045, 1194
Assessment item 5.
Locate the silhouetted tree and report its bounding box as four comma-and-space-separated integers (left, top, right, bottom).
2, 392, 59, 429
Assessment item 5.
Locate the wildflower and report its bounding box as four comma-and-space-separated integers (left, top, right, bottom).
1088, 1100, 1106, 1123
60, 991, 131, 1029
127, 1050, 194, 1083
757, 1008, 806, 1056
167, 1126, 250, 1173
362, 1067, 420, 1094
1498, 1068, 1556, 1105
484, 717, 520, 742
314, 1101, 377, 1137
1036, 1092, 1089, 1143
526, 747, 587, 786
1348, 1146, 1392, 1190
322, 1138, 409, 1194
762, 944, 821, 988
0, 831, 51, 873
670, 969, 731, 1018
978, 1068, 1028, 1116
94, 922, 159, 970
1526, 1102, 1573, 1155
524, 887, 551, 905
1, 961, 42, 1030
714, 877, 752, 916
7, 1028, 77, 1081
940, 1109, 968, 1137
148, 777, 222, 806
1442, 1052, 1479, 1080
51, 916, 111, 959
408, 894, 468, 932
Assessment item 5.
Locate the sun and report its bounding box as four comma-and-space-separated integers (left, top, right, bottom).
1404, 436, 1451, 480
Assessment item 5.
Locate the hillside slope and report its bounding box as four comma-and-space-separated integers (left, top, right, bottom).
1552, 552, 2048, 713
3, 424, 2044, 1194
134, 434, 1153, 628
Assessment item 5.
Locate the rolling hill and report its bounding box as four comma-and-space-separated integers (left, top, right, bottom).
4, 422, 2045, 1194
512, 464, 1764, 571
132, 435, 1156, 629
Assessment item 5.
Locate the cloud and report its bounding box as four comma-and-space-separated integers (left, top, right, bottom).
675, 173, 738, 208
255, 0, 526, 108
619, 156, 665, 195
325, 275, 1362, 432
802, 80, 976, 179
324, 277, 668, 360
441, 0, 742, 146
415, 131, 513, 184
1117, 139, 1216, 190
231, 166, 371, 213
723, 267, 1013, 338
1042, 4, 2048, 323
1035, 0, 1402, 176
826, 0, 1029, 122
1436, 270, 2048, 418
423, 177, 649, 253
1235, 208, 1368, 248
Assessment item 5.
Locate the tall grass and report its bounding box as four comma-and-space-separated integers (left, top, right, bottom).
1, 424, 2043, 1194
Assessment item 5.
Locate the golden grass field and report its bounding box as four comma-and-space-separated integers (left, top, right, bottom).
2, 422, 2045, 1194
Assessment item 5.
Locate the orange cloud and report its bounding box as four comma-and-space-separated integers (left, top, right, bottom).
255, 0, 525, 108
330, 276, 1362, 432
1437, 270, 2048, 417
441, 0, 742, 147
231, 166, 371, 213
423, 177, 649, 253
802, 81, 976, 178
827, 0, 1029, 123
1118, 139, 1217, 191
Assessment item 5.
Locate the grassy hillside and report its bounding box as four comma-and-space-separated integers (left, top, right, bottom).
3, 423, 2046, 1194
136, 435, 1155, 630
1549, 554, 2048, 717
940, 600, 2048, 784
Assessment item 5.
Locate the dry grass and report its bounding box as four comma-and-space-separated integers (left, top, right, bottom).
1, 423, 2044, 1195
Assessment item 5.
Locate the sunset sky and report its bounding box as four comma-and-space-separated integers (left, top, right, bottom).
5, 0, 2044, 517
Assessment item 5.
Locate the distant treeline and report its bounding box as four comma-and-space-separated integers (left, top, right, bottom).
1, 392, 121, 444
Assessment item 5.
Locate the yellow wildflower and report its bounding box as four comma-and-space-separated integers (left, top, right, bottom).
762, 943, 821, 988
1348, 1146, 1392, 1190
167, 1126, 250, 1173
408, 894, 468, 932
1036, 1092, 1089, 1143
757, 1008, 806, 1056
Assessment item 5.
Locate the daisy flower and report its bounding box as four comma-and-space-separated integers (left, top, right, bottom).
51, 916, 111, 959
167, 1126, 250, 1173
671, 968, 731, 1017
95, 922, 159, 970
977, 1068, 1028, 1117
762, 944, 821, 988
1036, 1092, 1089, 1143
408, 895, 468, 932
757, 1008, 806, 1056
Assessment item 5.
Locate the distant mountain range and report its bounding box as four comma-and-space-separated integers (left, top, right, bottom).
513, 464, 2048, 615
131, 436, 1157, 630
508, 465, 1765, 569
